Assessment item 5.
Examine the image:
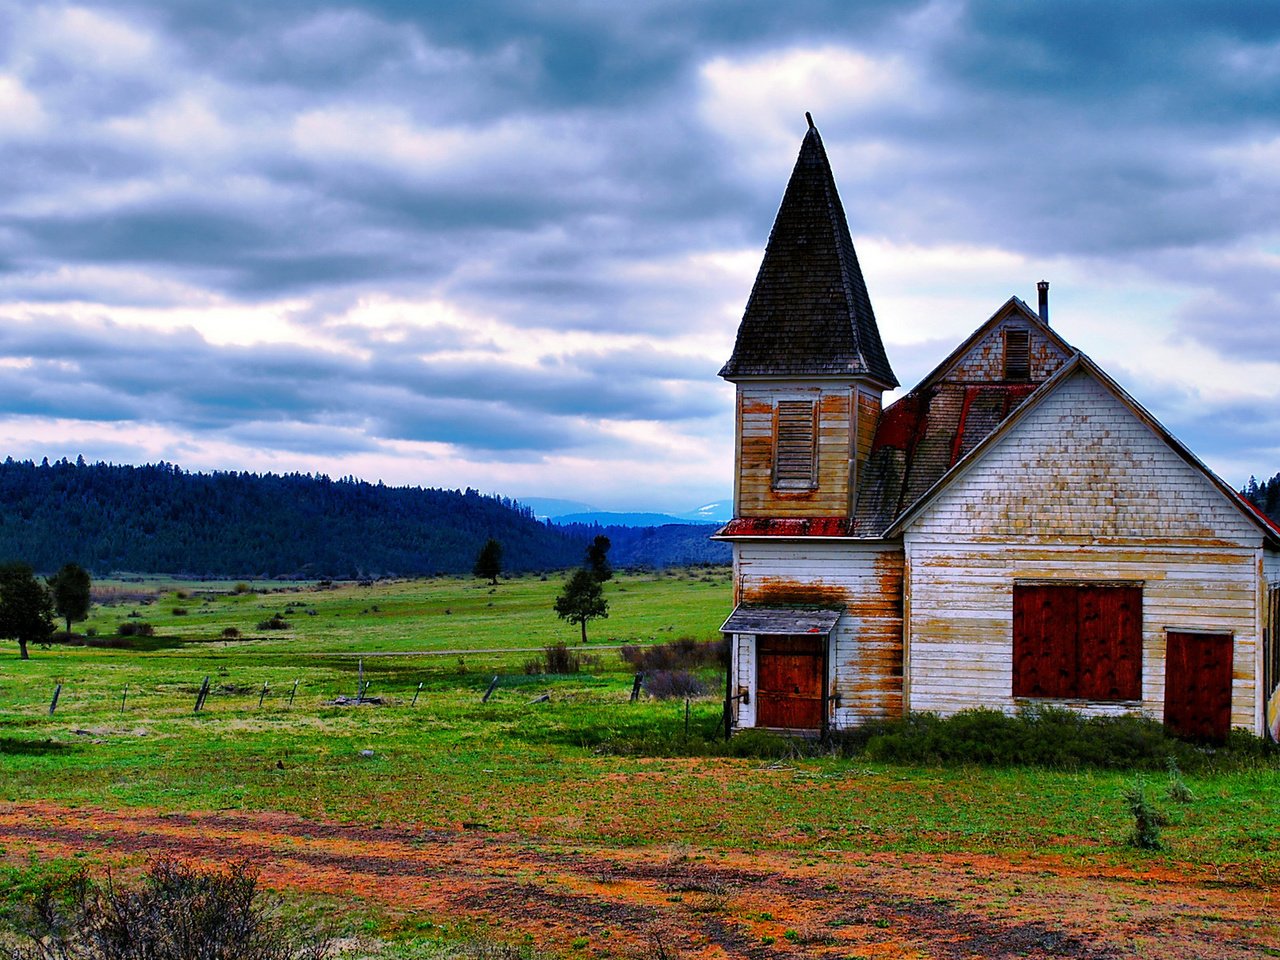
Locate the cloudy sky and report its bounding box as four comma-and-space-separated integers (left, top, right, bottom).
1, 1, 1278, 513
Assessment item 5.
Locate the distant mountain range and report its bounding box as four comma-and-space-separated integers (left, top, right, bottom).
519, 497, 733, 527
0, 459, 729, 577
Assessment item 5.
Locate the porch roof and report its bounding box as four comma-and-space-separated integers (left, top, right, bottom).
719, 605, 842, 636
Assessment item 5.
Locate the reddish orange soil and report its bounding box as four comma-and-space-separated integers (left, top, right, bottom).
1, 803, 1275, 959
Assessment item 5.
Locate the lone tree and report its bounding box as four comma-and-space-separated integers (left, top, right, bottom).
554, 568, 608, 644
586, 534, 612, 582
48, 562, 92, 634
0, 562, 55, 659
473, 538, 503, 585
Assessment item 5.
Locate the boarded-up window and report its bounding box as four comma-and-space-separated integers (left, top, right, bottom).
1004, 329, 1030, 381
1165, 631, 1233, 741
1013, 583, 1142, 701
773, 400, 817, 489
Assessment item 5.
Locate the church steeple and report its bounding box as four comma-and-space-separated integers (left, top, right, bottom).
719, 115, 897, 387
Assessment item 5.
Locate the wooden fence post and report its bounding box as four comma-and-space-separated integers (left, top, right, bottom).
630, 673, 643, 702
194, 676, 210, 712
48, 684, 61, 716
481, 675, 500, 703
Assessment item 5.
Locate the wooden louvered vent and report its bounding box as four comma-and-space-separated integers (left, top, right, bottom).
773, 400, 817, 489
1004, 328, 1031, 381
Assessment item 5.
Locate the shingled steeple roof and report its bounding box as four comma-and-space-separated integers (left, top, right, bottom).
719, 115, 897, 386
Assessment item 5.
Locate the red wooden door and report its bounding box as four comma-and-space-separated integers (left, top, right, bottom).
1165, 632, 1233, 741
756, 635, 825, 730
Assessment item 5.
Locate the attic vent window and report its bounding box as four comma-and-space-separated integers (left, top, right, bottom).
1004, 329, 1030, 381
773, 400, 817, 490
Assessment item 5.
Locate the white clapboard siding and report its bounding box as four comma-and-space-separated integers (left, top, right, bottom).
1265, 549, 1280, 586
733, 540, 903, 728
904, 370, 1264, 732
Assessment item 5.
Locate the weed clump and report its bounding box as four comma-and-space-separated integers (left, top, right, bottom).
1122, 780, 1169, 850
116, 621, 155, 638
221, 627, 242, 640
4, 856, 328, 960
256, 615, 291, 631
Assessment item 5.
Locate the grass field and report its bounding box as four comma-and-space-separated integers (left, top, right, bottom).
2, 570, 1279, 959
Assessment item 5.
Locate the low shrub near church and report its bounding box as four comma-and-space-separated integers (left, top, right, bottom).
844, 706, 1279, 771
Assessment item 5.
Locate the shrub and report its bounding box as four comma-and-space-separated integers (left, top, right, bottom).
524, 642, 581, 675
5, 855, 328, 960
171, 607, 188, 616
1123, 780, 1169, 850
256, 615, 290, 631
116, 621, 155, 638
844, 705, 1274, 772
232, 582, 252, 594
643, 670, 707, 700
620, 637, 727, 673
221, 627, 242, 640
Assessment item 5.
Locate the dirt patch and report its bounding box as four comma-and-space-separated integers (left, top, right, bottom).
2, 803, 1275, 959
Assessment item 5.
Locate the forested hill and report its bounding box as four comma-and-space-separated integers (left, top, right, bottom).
1243, 472, 1280, 522
0, 459, 584, 578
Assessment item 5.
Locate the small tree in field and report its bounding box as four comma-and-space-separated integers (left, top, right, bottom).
586, 534, 612, 582
0, 562, 55, 659
48, 562, 92, 633
554, 568, 608, 643
473, 538, 503, 585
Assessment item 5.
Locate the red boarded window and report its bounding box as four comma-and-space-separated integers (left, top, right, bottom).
1013, 583, 1142, 701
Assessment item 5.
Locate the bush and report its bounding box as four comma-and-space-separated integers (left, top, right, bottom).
233, 582, 252, 594
843, 705, 1277, 772
643, 670, 707, 700
171, 608, 188, 616
1123, 780, 1169, 850
6, 856, 328, 960
221, 627, 242, 639
116, 621, 155, 638
256, 615, 290, 631
524, 642, 582, 675
620, 637, 727, 672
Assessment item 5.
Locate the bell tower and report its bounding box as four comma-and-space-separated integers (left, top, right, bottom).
719, 115, 897, 520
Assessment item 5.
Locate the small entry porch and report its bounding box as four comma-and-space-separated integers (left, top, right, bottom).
721, 605, 842, 737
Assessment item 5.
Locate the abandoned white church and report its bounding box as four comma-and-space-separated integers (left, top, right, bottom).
716, 116, 1280, 742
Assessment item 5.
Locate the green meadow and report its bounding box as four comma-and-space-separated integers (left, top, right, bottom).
2, 569, 1279, 957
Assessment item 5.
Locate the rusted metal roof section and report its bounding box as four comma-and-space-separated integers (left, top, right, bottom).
720, 605, 843, 635
718, 116, 897, 387
855, 382, 1040, 535
714, 517, 856, 539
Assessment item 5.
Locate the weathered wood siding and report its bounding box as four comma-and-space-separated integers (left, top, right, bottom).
732, 540, 904, 728
903, 370, 1265, 733
855, 387, 881, 466
736, 382, 860, 517
1265, 549, 1280, 585
944, 314, 1070, 383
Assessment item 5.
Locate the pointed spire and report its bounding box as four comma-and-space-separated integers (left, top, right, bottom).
719, 116, 897, 386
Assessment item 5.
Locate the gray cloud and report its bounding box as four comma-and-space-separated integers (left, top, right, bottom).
1, 0, 1278, 502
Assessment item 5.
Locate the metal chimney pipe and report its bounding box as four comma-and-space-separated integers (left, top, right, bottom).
1037, 280, 1049, 325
